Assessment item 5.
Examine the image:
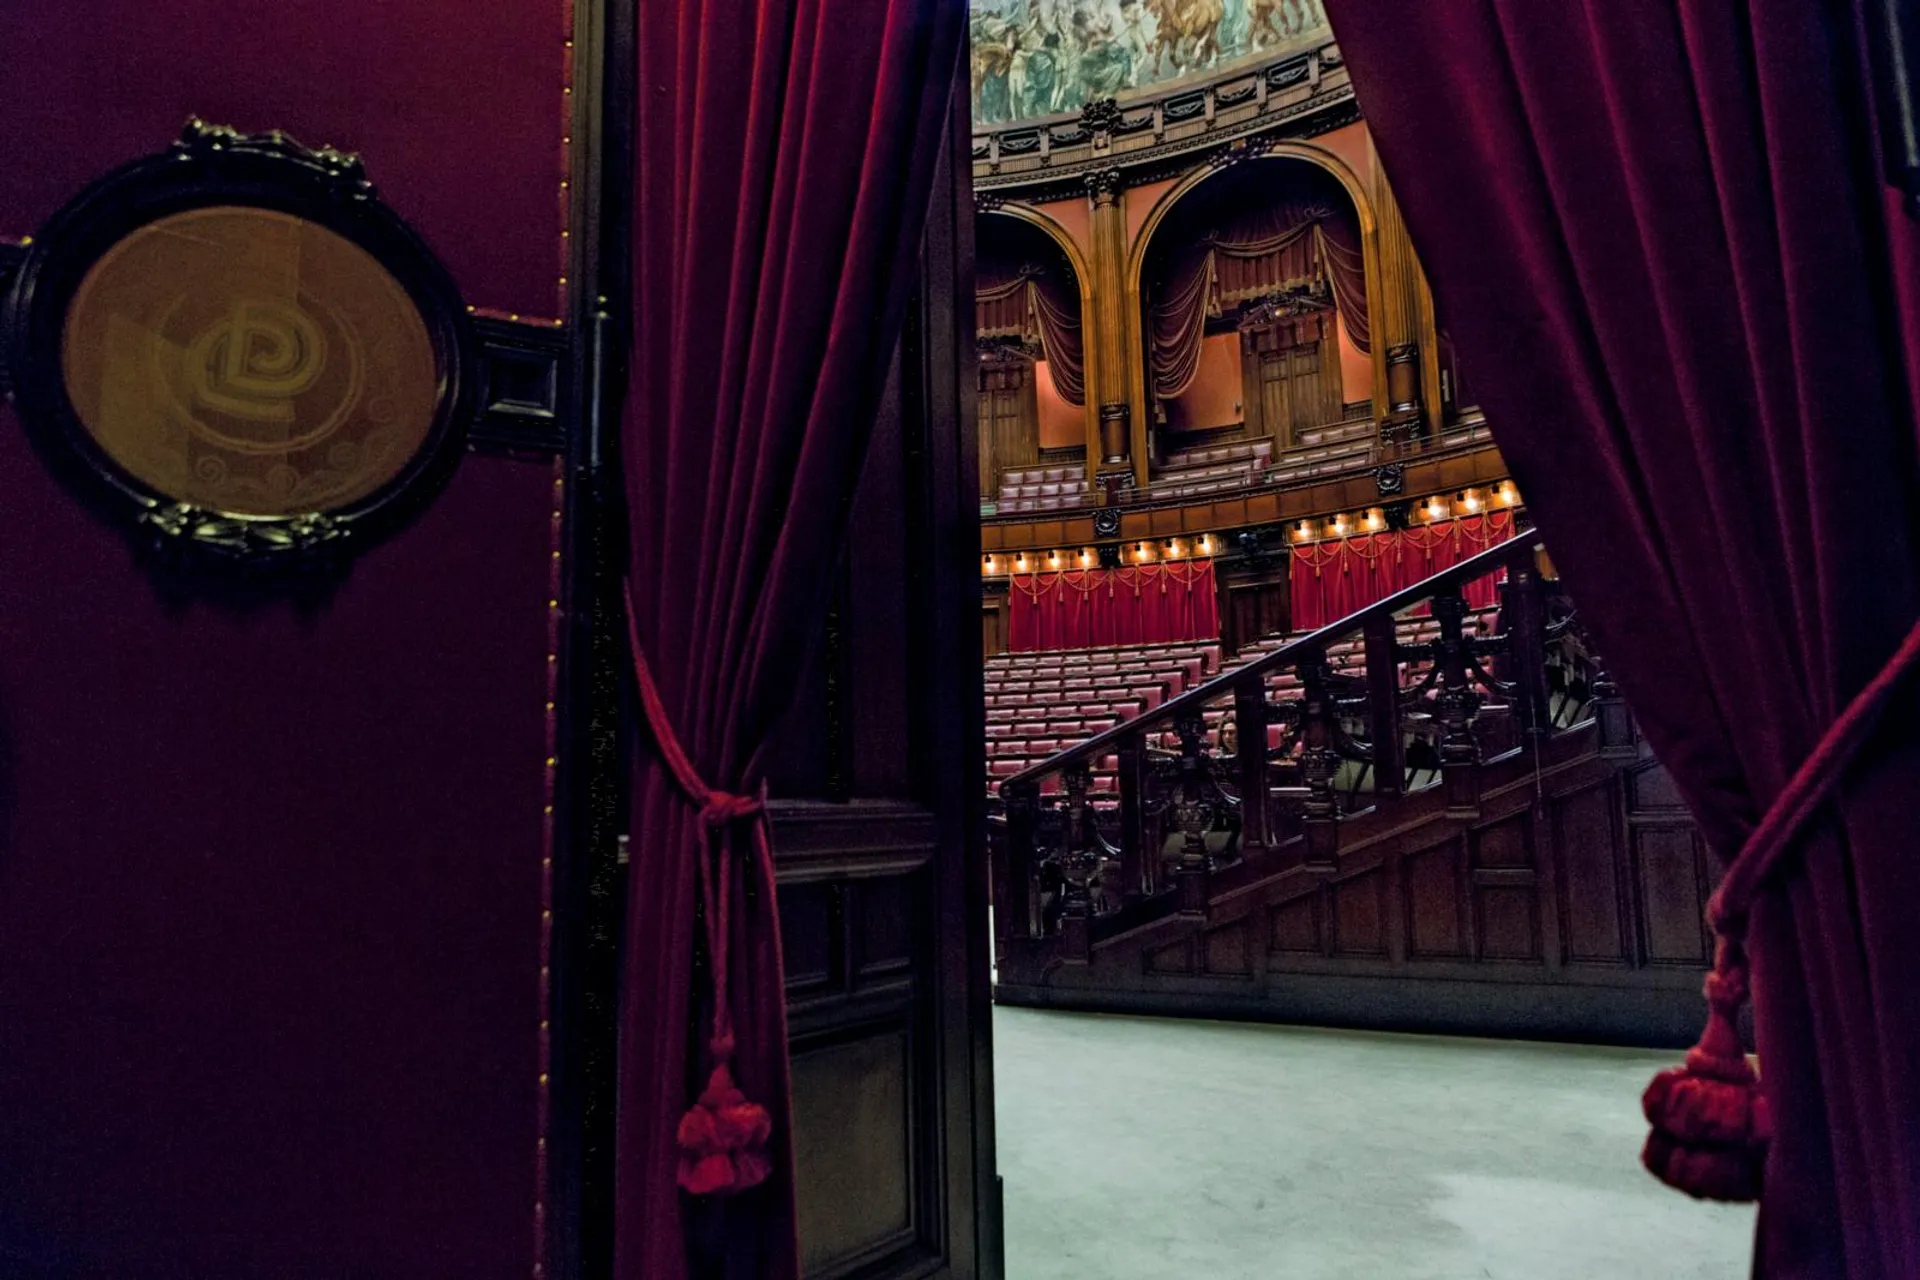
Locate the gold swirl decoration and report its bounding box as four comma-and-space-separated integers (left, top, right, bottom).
59, 206, 438, 518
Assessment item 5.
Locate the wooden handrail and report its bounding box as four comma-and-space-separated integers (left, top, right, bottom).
1005, 527, 1541, 788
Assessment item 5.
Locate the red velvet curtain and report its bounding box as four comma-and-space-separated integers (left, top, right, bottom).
1148, 201, 1370, 399
976, 266, 1086, 404
1007, 561, 1221, 651
617, 4, 962, 1278
1327, 3, 1920, 1274
1289, 513, 1515, 632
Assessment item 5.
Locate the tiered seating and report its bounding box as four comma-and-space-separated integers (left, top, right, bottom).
983, 611, 1504, 798
984, 640, 1225, 795
1268, 418, 1375, 485
1150, 438, 1275, 499
996, 465, 1092, 513
991, 421, 1495, 516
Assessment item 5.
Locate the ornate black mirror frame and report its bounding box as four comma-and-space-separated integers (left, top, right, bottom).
0, 118, 478, 568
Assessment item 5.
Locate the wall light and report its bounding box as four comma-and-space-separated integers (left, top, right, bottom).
1048, 550, 1060, 568
1462, 489, 1481, 512
1365, 509, 1383, 531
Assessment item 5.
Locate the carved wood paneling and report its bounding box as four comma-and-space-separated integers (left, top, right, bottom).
1334, 868, 1388, 956
792, 1030, 917, 1275
1000, 724, 1718, 1048
1634, 826, 1712, 967
1204, 921, 1253, 976
1554, 781, 1628, 965
1404, 838, 1468, 959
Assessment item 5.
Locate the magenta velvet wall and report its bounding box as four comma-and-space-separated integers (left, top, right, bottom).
0, 0, 568, 317
0, 1, 571, 1275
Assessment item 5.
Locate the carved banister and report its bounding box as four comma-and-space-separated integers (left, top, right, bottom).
1003, 779, 1043, 940
1362, 611, 1405, 800
1296, 649, 1340, 872
1003, 530, 1541, 791
1429, 591, 1484, 818
1500, 560, 1553, 749
1117, 736, 1149, 898
1057, 762, 1104, 963
1234, 670, 1271, 853
998, 529, 1551, 949
1173, 709, 1214, 917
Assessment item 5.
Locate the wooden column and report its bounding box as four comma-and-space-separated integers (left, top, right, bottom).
1083, 168, 1142, 486
1368, 136, 1444, 443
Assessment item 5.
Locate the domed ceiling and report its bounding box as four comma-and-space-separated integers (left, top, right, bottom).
970, 0, 1331, 126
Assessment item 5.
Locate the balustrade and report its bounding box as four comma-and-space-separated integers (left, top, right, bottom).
990, 528, 1615, 950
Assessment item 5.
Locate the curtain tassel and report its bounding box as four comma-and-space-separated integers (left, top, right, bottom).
626, 583, 777, 1198
1637, 614, 1920, 1205
677, 1027, 774, 1196
1641, 931, 1770, 1201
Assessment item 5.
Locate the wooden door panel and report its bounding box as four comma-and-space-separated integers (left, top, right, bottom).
765, 96, 997, 1279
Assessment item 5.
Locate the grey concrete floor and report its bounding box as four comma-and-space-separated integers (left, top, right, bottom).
994, 1006, 1756, 1280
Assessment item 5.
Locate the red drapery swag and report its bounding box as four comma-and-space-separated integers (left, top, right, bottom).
1147, 199, 1368, 399
617, 4, 962, 1278
1289, 513, 1515, 632
976, 264, 1085, 404
1007, 560, 1221, 651
1327, 2, 1920, 1274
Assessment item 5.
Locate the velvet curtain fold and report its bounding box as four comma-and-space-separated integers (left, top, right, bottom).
977, 265, 1086, 405
1288, 514, 1515, 631
616, 3, 962, 1278
1326, 2, 1920, 1274
1007, 561, 1221, 651
1147, 201, 1369, 400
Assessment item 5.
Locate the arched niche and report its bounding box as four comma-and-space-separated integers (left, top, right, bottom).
1125, 145, 1390, 454
975, 205, 1097, 494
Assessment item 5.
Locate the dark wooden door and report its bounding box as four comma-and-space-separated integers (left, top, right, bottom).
762, 95, 1002, 1280
976, 358, 1036, 495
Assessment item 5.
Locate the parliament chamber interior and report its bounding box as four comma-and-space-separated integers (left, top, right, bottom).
0, 1, 1913, 1278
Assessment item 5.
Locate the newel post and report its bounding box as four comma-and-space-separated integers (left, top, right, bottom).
1174, 710, 1212, 916
1058, 763, 1096, 964
1362, 611, 1404, 800
1431, 591, 1483, 819
1234, 671, 1270, 853
1003, 779, 1043, 939
1298, 649, 1341, 872
1501, 555, 1553, 751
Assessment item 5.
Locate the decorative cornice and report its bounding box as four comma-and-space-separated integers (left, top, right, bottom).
1082, 168, 1123, 204
1209, 133, 1277, 170
974, 40, 1352, 200
174, 116, 373, 200
1080, 97, 1123, 141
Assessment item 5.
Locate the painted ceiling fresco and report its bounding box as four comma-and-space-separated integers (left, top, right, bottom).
970, 0, 1330, 126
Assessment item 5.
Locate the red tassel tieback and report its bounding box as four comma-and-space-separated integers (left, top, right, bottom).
625, 583, 785, 1200
676, 1034, 773, 1196
1641, 936, 1770, 1201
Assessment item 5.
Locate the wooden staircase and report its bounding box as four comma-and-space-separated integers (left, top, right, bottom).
989, 533, 1718, 1048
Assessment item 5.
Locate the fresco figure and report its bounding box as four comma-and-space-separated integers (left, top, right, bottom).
969, 0, 1328, 125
